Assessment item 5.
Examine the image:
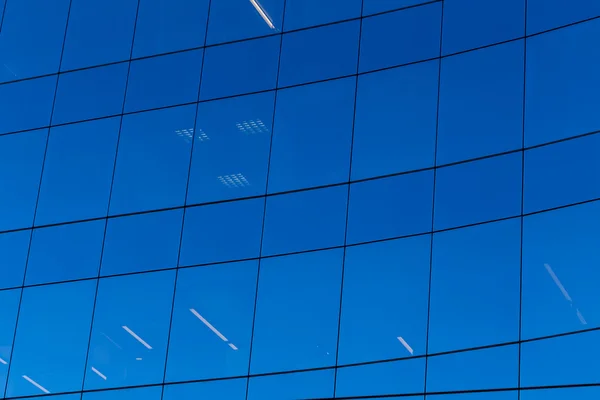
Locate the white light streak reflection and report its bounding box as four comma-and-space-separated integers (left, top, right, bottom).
91, 367, 107, 381
249, 0, 275, 29
228, 343, 239, 351
0, 357, 7, 365
136, 357, 143, 361
122, 326, 153, 350
544, 264, 572, 302
100, 332, 122, 350
190, 309, 238, 351
22, 376, 50, 394
397, 336, 414, 355
577, 309, 588, 325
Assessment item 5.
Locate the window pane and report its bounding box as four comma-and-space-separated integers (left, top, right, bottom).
429, 219, 521, 353
187, 92, 274, 204
283, 0, 361, 30
359, 3, 441, 73
0, 289, 21, 394
428, 393, 518, 400
35, 118, 120, 225
200, 36, 280, 100
164, 379, 247, 400
352, 61, 438, 180
110, 105, 195, 214
525, 19, 600, 146
522, 201, 600, 340
166, 261, 257, 381
0, 129, 46, 231
101, 209, 183, 276
84, 270, 175, 390
61, 0, 138, 70
524, 134, 600, 214
0, 76, 55, 134
53, 63, 128, 125
347, 172, 434, 244
132, 0, 210, 58
250, 249, 343, 373
339, 236, 430, 365
25, 220, 105, 285
125, 50, 203, 113
83, 386, 161, 400
180, 199, 264, 267
0, 0, 69, 83
248, 369, 334, 400
442, 0, 525, 55
434, 153, 522, 230
527, 0, 600, 34
6, 281, 96, 397
268, 78, 354, 193
0, 231, 29, 289
363, 0, 432, 16
279, 21, 360, 87
262, 186, 348, 256
437, 41, 524, 164
521, 386, 600, 400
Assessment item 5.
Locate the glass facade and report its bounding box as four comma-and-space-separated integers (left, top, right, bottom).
0, 0, 598, 399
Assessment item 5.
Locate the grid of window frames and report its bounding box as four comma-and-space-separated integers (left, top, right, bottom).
0, 0, 599, 399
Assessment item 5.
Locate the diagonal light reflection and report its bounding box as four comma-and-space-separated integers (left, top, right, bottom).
249, 0, 275, 29
190, 308, 238, 351
544, 263, 587, 325
397, 336, 414, 355
122, 326, 153, 350
22, 375, 50, 394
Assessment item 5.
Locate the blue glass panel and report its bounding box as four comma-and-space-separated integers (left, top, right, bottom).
429, 393, 518, 400
180, 199, 264, 266
0, 0, 69, 83
166, 262, 257, 381
61, 0, 138, 70
83, 386, 161, 400
132, 0, 210, 58
250, 249, 343, 373
125, 50, 203, 112
205, 0, 284, 45
437, 41, 524, 164
363, 0, 432, 16
527, 0, 600, 34
84, 270, 175, 390
0, 76, 55, 134
359, 3, 441, 73
163, 379, 247, 400
522, 201, 600, 339
525, 19, 600, 146
521, 386, 600, 400
6, 280, 96, 397
35, 118, 120, 225
434, 153, 522, 230
352, 60, 438, 180
283, 0, 361, 30
262, 186, 348, 256
442, 0, 525, 55
248, 369, 335, 400
25, 220, 105, 285
0, 231, 29, 289
278, 20, 360, 87
0, 289, 21, 395
101, 209, 183, 276
53, 63, 128, 125
347, 171, 434, 244
110, 105, 196, 214
200, 36, 280, 100
339, 235, 430, 364
0, 129, 46, 232
524, 134, 600, 214
268, 78, 355, 193
429, 219, 521, 353
187, 92, 274, 204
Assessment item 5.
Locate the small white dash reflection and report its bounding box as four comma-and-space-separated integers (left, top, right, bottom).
22, 375, 50, 394
122, 326, 153, 350
397, 336, 414, 355
228, 343, 239, 351
91, 367, 107, 381
0, 357, 7, 365
190, 308, 238, 351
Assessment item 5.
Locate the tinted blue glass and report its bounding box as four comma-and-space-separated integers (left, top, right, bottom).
278, 20, 360, 87
522, 201, 600, 340
339, 235, 430, 364
359, 3, 441, 73
0, 129, 46, 232
206, 0, 283, 45
525, 19, 600, 146
347, 171, 434, 244
110, 105, 196, 214
61, 0, 138, 70
352, 60, 438, 180
527, 0, 600, 34
248, 369, 335, 400
163, 379, 247, 400
0, 0, 69, 83
434, 153, 522, 230
125, 50, 203, 112
53, 63, 128, 125
524, 134, 600, 214
262, 185, 348, 256
180, 199, 264, 266
430, 393, 518, 400
101, 209, 183, 276
0, 289, 21, 395
429, 219, 521, 353
6, 280, 96, 397
363, 0, 432, 16
0, 231, 29, 289
268, 78, 355, 193
132, 0, 210, 58
437, 41, 524, 164
84, 271, 175, 390
442, 0, 525, 55
187, 92, 274, 204
35, 118, 120, 225
522, 386, 600, 400
166, 261, 257, 381
83, 386, 161, 400
250, 249, 343, 373
0, 76, 55, 134
284, 0, 361, 30
25, 220, 105, 285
